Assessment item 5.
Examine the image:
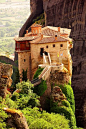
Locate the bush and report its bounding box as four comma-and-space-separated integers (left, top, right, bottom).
12, 80, 40, 109
33, 79, 47, 96
58, 83, 75, 113
33, 67, 44, 79
33, 67, 47, 96
50, 100, 76, 129
5, 94, 18, 109
0, 97, 8, 129
22, 107, 70, 129
29, 118, 54, 129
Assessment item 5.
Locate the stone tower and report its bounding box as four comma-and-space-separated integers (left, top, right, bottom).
18, 51, 31, 81
15, 37, 31, 81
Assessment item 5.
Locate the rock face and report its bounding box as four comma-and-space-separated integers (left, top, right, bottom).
19, 0, 43, 37
19, 0, 86, 127
43, 0, 86, 127
0, 62, 29, 129
0, 63, 13, 98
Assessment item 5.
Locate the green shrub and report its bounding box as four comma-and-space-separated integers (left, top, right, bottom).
61, 100, 71, 107
5, 95, 18, 109
50, 100, 76, 129
29, 118, 54, 129
22, 107, 70, 129
22, 69, 27, 82
33, 13, 45, 25
0, 97, 8, 129
33, 67, 47, 96
58, 83, 75, 113
12, 80, 40, 109
33, 79, 47, 96
33, 67, 44, 79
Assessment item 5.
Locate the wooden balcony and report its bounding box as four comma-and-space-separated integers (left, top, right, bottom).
15, 41, 30, 52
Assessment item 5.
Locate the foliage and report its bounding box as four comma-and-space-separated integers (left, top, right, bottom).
58, 83, 75, 113
22, 107, 70, 129
50, 99, 76, 129
11, 67, 20, 91
11, 80, 40, 109
0, 97, 8, 129
33, 67, 47, 96
33, 67, 44, 79
4, 94, 18, 109
33, 13, 45, 26
15, 68, 20, 84
33, 79, 47, 96
22, 69, 27, 82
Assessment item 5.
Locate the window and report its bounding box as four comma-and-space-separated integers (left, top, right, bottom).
60, 44, 63, 47
46, 45, 48, 48
53, 44, 55, 47
24, 59, 26, 62
40, 48, 44, 56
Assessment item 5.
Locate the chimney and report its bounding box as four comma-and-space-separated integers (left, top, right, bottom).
55, 35, 57, 40
26, 30, 28, 34
41, 34, 43, 39
58, 27, 60, 32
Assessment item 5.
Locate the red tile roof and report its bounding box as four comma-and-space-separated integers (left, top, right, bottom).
38, 36, 68, 43
14, 36, 39, 41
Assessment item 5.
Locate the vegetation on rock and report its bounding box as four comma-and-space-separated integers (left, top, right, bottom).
11, 80, 40, 109
33, 13, 45, 26
22, 107, 71, 129
58, 83, 75, 113
33, 67, 44, 79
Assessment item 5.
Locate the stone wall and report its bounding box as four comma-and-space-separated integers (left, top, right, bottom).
0, 63, 13, 98
18, 51, 31, 80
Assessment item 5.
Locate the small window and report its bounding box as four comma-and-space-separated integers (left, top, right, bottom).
53, 44, 55, 47
60, 44, 63, 47
46, 45, 48, 48
24, 59, 26, 62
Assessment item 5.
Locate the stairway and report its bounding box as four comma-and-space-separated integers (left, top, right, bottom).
38, 66, 48, 79
31, 78, 42, 87
49, 52, 58, 64
43, 53, 50, 64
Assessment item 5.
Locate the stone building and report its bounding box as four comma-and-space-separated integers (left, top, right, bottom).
14, 24, 72, 80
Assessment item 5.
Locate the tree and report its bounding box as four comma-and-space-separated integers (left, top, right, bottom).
22, 69, 27, 82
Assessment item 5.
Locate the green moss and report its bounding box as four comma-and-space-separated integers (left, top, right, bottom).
32, 13, 45, 26
50, 100, 76, 129
58, 83, 75, 113
33, 67, 44, 79
33, 79, 47, 96
22, 107, 71, 129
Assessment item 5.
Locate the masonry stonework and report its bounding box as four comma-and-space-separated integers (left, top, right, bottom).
18, 51, 31, 80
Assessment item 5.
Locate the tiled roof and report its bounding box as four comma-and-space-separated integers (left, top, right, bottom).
38, 36, 68, 43
41, 26, 71, 36
14, 36, 39, 41
41, 27, 60, 36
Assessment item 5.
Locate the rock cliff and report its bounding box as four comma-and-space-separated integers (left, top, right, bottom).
19, 0, 86, 127
19, 0, 43, 37
0, 62, 29, 129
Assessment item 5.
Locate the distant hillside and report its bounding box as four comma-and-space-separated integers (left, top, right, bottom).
0, 1, 30, 54
0, 0, 28, 3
